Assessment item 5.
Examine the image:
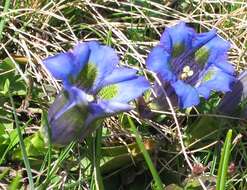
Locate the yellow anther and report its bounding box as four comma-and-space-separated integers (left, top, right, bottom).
180, 73, 188, 80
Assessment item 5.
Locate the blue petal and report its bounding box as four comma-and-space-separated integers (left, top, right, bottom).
218, 71, 247, 114
214, 59, 235, 75
102, 67, 138, 86
89, 100, 132, 118
67, 86, 90, 107
192, 29, 216, 49
98, 76, 150, 103
71, 42, 90, 75
88, 43, 119, 92
195, 85, 211, 99
171, 80, 200, 108
196, 66, 236, 99
160, 22, 195, 55
146, 45, 174, 81
87, 41, 101, 49
50, 87, 89, 122
49, 103, 89, 145
198, 36, 230, 65
48, 90, 90, 145
43, 52, 76, 83
48, 91, 70, 122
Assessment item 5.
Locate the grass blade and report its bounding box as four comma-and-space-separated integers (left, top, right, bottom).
9, 94, 35, 189
93, 127, 104, 190
128, 116, 164, 190
0, 0, 10, 41
216, 129, 233, 190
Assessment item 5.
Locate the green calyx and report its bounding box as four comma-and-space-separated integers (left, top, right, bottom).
98, 84, 118, 100
172, 43, 185, 57
195, 46, 209, 65
76, 63, 98, 89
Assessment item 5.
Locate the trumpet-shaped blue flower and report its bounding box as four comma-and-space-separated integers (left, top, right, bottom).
43, 41, 150, 145
147, 22, 236, 108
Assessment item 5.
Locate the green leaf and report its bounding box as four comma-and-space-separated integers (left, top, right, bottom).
185, 116, 221, 145
0, 167, 10, 180
12, 131, 47, 160
9, 174, 22, 190
1, 78, 10, 95
0, 58, 27, 96
9, 128, 20, 149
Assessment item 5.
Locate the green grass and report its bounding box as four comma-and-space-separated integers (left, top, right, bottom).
0, 0, 247, 189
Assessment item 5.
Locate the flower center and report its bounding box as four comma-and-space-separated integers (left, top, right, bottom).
86, 94, 95, 102
180, 65, 194, 80
75, 63, 98, 90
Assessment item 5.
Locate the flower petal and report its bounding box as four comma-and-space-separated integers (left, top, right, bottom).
43, 52, 76, 83
97, 76, 150, 103
49, 87, 89, 122
102, 67, 138, 86
48, 90, 90, 145
48, 91, 70, 121
71, 42, 90, 75
146, 45, 174, 81
67, 86, 91, 107
192, 29, 216, 49
160, 22, 195, 56
74, 42, 119, 92
214, 60, 235, 75
87, 40, 100, 49
75, 100, 132, 141
89, 100, 132, 118
218, 71, 247, 114
49, 102, 89, 145
196, 65, 236, 99
88, 42, 119, 92
194, 35, 230, 66
171, 80, 200, 108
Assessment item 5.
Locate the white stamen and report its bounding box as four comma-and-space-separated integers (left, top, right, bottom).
86, 94, 95, 102
183, 65, 190, 72
187, 70, 194, 77
180, 65, 194, 80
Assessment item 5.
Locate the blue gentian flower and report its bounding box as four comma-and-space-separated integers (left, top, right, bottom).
218, 71, 247, 115
43, 41, 150, 145
147, 22, 236, 108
